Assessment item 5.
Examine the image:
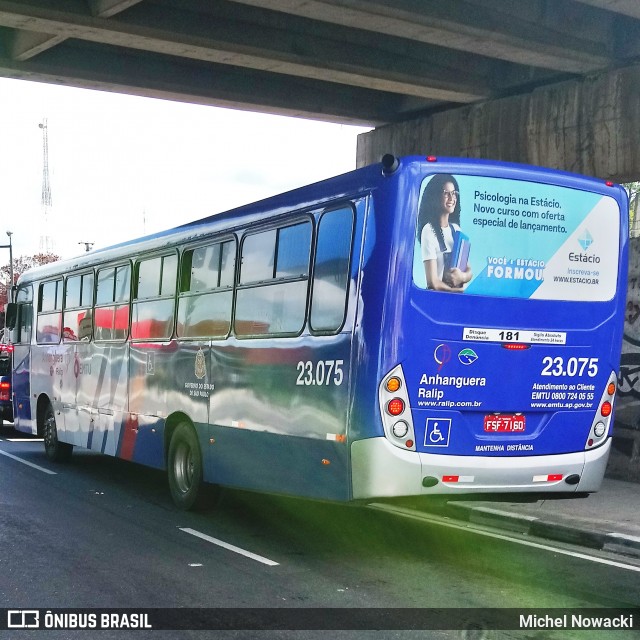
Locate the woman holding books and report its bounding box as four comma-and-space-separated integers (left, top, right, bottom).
417, 173, 472, 292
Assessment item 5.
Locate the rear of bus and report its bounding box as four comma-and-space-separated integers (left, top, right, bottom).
354, 156, 628, 498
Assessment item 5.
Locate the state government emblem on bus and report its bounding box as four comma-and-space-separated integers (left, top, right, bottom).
195, 349, 206, 380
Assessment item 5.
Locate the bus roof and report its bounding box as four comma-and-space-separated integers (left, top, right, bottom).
16, 155, 624, 285
17, 160, 383, 284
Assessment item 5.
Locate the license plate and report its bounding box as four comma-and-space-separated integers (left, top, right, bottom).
484, 414, 526, 432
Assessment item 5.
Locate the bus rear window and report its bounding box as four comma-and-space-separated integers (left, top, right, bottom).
413, 174, 620, 302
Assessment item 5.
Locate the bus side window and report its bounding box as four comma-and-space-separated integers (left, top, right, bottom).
310, 205, 355, 333
177, 240, 236, 339
64, 272, 94, 342
94, 265, 131, 342
131, 254, 177, 340
36, 279, 62, 344
235, 221, 311, 337
15, 285, 33, 344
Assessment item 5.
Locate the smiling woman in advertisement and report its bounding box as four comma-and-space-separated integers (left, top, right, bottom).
417, 173, 473, 292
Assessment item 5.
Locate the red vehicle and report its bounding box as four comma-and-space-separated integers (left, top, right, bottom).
0, 344, 13, 427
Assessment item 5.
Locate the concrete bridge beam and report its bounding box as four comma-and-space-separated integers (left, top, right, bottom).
357, 64, 640, 183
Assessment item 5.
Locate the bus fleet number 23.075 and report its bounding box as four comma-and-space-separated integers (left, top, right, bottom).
541, 356, 598, 378
296, 360, 345, 386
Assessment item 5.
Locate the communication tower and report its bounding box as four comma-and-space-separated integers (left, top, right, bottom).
38, 119, 54, 254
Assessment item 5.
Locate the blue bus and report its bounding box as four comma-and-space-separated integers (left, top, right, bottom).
5, 155, 628, 509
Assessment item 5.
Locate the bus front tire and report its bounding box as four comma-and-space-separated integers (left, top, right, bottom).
168, 423, 218, 511
43, 404, 73, 463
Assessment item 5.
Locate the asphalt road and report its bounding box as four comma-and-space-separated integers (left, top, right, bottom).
1, 427, 639, 640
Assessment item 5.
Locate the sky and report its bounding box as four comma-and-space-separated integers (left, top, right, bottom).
0, 77, 370, 262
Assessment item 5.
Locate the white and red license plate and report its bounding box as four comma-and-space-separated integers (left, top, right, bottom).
484, 414, 526, 432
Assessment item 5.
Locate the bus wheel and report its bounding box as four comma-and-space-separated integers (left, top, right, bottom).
168, 423, 218, 511
43, 404, 73, 462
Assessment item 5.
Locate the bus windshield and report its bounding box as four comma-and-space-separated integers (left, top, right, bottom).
413, 173, 619, 301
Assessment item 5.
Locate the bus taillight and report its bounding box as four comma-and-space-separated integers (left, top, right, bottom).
600, 401, 612, 418
593, 423, 606, 437
502, 343, 530, 351
386, 398, 405, 416
0, 381, 10, 402
385, 376, 402, 393
378, 365, 416, 451
392, 420, 409, 438
585, 372, 617, 450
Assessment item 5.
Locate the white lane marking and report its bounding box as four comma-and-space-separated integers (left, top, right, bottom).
607, 532, 640, 544
180, 527, 279, 566
0, 449, 57, 475
472, 506, 538, 522
369, 503, 640, 574
6, 438, 44, 442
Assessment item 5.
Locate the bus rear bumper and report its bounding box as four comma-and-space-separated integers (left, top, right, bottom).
351, 437, 611, 499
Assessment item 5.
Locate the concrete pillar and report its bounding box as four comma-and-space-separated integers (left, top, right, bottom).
357, 64, 640, 183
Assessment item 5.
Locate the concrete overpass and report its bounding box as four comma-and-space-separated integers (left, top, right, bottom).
0, 0, 639, 179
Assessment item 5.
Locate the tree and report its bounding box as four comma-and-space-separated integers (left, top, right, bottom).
0, 252, 60, 309
625, 182, 640, 237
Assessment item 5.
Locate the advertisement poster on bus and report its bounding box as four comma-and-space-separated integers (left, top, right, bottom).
413, 173, 620, 301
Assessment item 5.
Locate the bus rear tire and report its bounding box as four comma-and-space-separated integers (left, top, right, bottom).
43, 404, 73, 463
168, 422, 219, 511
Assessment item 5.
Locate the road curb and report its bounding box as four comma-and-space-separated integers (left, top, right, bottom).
444, 502, 640, 558
602, 532, 640, 556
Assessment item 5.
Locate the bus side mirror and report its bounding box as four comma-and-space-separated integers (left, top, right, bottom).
5, 303, 17, 330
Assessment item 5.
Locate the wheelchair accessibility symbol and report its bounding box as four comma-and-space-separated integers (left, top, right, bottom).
424, 418, 451, 447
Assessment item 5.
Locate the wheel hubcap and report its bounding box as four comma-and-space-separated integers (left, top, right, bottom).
174, 442, 194, 494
